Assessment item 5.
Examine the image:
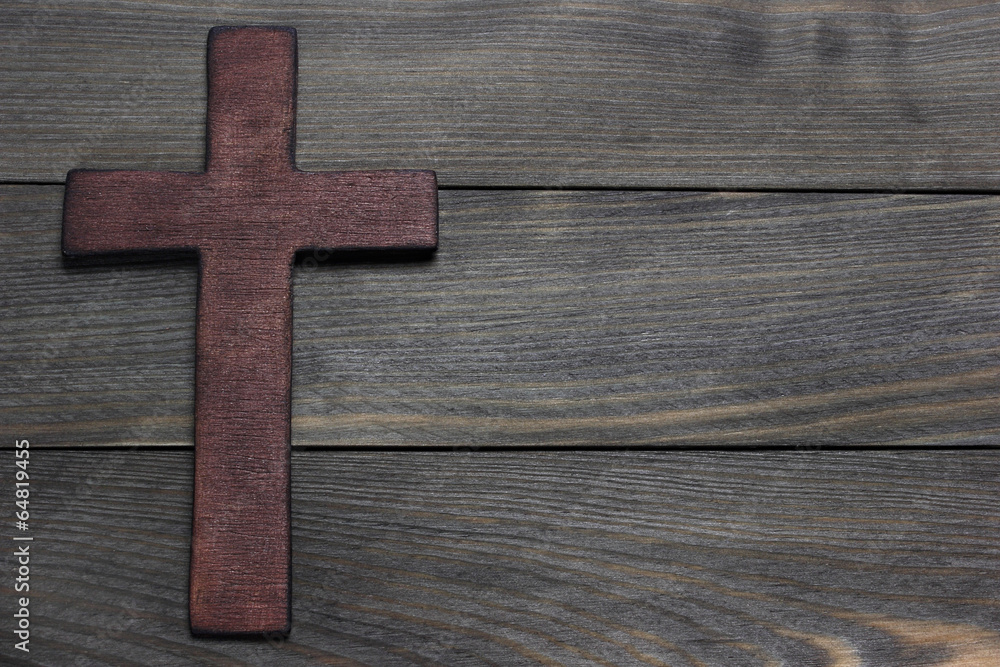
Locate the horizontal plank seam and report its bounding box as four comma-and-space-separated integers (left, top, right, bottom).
439, 185, 1000, 196
13, 444, 1000, 452
6, 180, 1000, 196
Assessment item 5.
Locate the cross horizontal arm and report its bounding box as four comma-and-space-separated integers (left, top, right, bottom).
283, 170, 438, 252
63, 169, 207, 254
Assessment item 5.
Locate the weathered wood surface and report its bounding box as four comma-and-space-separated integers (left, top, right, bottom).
0, 449, 996, 666
3, 1, 1000, 188
4, 186, 999, 448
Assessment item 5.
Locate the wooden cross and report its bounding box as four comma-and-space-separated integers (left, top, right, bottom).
62, 26, 437, 635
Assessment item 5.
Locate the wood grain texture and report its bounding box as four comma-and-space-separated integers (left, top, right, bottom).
0, 448, 996, 666
62, 26, 437, 634
4, 185, 999, 448
2, 1, 1000, 188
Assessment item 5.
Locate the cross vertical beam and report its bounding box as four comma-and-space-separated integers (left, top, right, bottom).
62, 26, 437, 635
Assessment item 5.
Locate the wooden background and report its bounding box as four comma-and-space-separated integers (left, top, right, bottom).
2, 1, 998, 664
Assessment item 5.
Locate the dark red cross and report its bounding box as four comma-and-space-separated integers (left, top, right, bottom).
63, 26, 437, 635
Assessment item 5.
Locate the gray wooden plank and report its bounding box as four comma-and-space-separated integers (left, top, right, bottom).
0, 449, 996, 666
2, 1, 1000, 188
3, 185, 999, 447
